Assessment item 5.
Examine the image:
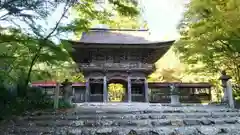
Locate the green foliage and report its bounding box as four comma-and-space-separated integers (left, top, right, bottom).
105, 13, 147, 29
58, 99, 74, 109
0, 78, 76, 121
233, 84, 240, 108
0, 0, 139, 85
108, 83, 125, 102
175, 0, 240, 83
108, 0, 139, 17
68, 0, 141, 33
150, 68, 184, 82
0, 0, 59, 20
0, 83, 52, 120
149, 49, 190, 83
0, 0, 139, 120
233, 84, 240, 99
0, 0, 74, 88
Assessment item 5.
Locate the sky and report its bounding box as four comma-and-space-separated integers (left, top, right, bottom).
0, 0, 187, 42
142, 0, 186, 41
48, 0, 187, 41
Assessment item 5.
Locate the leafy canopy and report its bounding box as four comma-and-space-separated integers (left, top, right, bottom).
175, 0, 240, 83
0, 0, 140, 86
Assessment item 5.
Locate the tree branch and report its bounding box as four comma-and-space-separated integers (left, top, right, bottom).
24, 0, 73, 87
44, 0, 72, 40
0, 12, 10, 20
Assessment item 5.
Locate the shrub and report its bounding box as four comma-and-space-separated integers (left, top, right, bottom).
0, 78, 77, 121
0, 83, 54, 120
58, 99, 74, 109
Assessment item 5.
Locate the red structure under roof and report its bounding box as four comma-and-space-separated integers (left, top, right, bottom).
31, 81, 85, 87
31, 81, 211, 88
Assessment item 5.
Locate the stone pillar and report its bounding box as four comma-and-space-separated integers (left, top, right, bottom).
219, 70, 231, 103
170, 84, 180, 106
144, 78, 149, 102
54, 82, 60, 109
85, 78, 90, 102
62, 79, 73, 105
72, 87, 75, 103
227, 80, 234, 108
103, 76, 108, 102
66, 84, 73, 104
127, 76, 132, 102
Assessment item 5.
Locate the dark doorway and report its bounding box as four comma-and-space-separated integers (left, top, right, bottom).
131, 83, 145, 102
89, 80, 103, 102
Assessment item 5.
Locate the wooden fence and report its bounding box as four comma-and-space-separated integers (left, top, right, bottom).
149, 83, 212, 103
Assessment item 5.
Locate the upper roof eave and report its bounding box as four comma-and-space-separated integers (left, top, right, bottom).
62, 39, 175, 48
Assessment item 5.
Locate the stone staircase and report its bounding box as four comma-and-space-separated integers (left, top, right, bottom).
1, 103, 240, 135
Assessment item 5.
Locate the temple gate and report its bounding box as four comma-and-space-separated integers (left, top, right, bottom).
66, 28, 174, 102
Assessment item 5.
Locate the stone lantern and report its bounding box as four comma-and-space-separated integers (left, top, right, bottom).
61, 79, 73, 105
219, 70, 231, 103
170, 83, 180, 106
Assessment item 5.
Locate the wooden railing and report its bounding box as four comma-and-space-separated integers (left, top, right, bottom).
132, 94, 144, 102
150, 88, 211, 103
78, 63, 153, 70
90, 94, 103, 102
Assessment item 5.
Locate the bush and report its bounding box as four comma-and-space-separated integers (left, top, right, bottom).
0, 79, 77, 121
233, 84, 240, 98
58, 99, 74, 109
231, 84, 240, 108
0, 83, 54, 120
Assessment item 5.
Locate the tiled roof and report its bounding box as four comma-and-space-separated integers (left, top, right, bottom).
79, 29, 171, 44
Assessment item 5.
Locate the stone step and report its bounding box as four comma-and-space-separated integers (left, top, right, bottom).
12, 117, 240, 128
2, 103, 240, 135
22, 112, 240, 121
75, 103, 225, 107
75, 103, 231, 108
24, 108, 240, 117
6, 124, 240, 135
23, 104, 236, 116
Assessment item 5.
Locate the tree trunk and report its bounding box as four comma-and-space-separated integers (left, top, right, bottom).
24, 46, 42, 89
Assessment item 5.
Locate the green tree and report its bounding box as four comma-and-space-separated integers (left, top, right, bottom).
149, 49, 185, 82
92, 13, 147, 29
175, 0, 240, 83
108, 83, 125, 102
0, 0, 74, 86
0, 0, 140, 89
